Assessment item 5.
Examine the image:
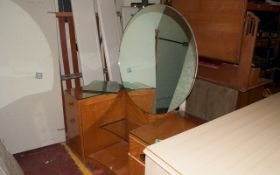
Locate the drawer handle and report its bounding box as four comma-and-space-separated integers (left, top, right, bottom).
69, 102, 74, 106
140, 154, 145, 162
70, 119, 76, 123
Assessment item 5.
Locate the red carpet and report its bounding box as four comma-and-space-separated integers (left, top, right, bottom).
14, 144, 107, 175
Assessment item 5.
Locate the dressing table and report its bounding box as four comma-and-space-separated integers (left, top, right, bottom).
64, 5, 203, 175
65, 88, 205, 175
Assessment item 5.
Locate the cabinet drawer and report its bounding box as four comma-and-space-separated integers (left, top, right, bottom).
64, 93, 83, 160
65, 96, 79, 138
128, 154, 144, 175
129, 135, 147, 163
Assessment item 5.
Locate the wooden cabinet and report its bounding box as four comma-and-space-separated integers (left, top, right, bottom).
64, 91, 83, 160
64, 89, 125, 162
170, 1, 272, 120
172, 0, 246, 63
171, 0, 263, 91
64, 88, 205, 175
64, 88, 176, 174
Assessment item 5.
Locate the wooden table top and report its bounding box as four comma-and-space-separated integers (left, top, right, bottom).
145, 93, 280, 175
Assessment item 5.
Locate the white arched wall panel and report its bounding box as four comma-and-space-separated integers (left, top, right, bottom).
0, 0, 53, 108
0, 0, 65, 153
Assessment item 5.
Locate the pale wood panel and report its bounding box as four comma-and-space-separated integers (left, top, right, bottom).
172, 0, 246, 63
145, 93, 280, 175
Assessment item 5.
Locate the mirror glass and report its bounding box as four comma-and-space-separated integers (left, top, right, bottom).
119, 5, 198, 114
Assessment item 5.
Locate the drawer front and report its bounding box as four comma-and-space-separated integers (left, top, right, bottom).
65, 95, 79, 138
64, 93, 84, 160
128, 154, 144, 175
129, 135, 147, 163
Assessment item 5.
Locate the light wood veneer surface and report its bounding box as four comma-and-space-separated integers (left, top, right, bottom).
145, 93, 280, 175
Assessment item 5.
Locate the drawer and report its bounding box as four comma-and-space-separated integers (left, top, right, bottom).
129, 135, 147, 163
65, 95, 79, 138
128, 154, 144, 175
64, 93, 84, 161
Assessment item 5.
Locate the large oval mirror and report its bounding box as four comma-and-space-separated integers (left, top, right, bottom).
119, 5, 198, 114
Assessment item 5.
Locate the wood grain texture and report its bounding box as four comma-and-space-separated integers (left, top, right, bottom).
64, 88, 204, 175
80, 92, 125, 158
172, 0, 246, 63
172, 1, 263, 91
128, 154, 145, 175
197, 12, 260, 91
237, 12, 259, 90
58, 17, 71, 89
56, 12, 72, 17
127, 89, 155, 114
129, 135, 147, 164
145, 93, 280, 175
64, 92, 84, 161
247, 2, 280, 12
64, 89, 176, 164
64, 90, 123, 162
128, 114, 205, 175
68, 16, 81, 88
236, 85, 265, 109
88, 141, 129, 175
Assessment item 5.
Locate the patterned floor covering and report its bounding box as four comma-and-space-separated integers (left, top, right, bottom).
14, 143, 107, 175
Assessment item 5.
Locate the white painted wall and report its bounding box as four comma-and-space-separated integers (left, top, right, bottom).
0, 0, 65, 153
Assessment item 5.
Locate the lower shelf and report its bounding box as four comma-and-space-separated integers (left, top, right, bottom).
87, 141, 129, 175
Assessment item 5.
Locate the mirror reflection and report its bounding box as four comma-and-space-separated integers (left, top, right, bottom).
119, 5, 197, 114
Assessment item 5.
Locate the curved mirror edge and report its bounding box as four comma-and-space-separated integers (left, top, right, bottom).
168, 37, 198, 112
154, 6, 193, 114
119, 5, 198, 114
